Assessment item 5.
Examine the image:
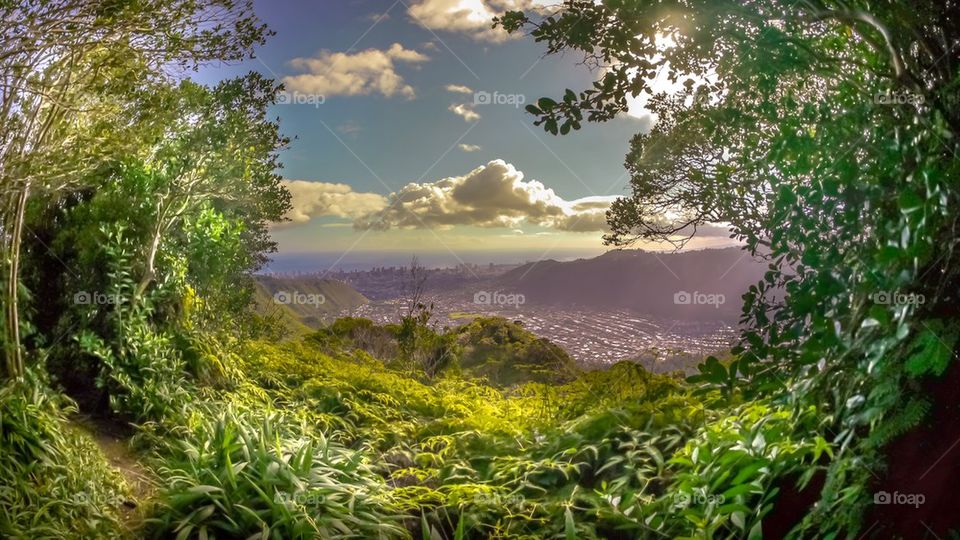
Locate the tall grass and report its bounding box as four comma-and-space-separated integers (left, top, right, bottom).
143, 401, 408, 539
0, 374, 129, 539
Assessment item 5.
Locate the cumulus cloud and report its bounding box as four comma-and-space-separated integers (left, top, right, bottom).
282, 43, 429, 99
449, 103, 481, 122
354, 160, 616, 232
407, 0, 553, 42
445, 84, 474, 94
458, 143, 482, 152
281, 180, 388, 225
552, 197, 614, 232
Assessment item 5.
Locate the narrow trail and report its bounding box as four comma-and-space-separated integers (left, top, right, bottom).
71, 415, 157, 535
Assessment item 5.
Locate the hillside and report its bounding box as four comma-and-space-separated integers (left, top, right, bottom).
453, 316, 579, 386
253, 275, 369, 331
494, 247, 767, 321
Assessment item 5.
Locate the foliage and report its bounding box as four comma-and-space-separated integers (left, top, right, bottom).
0, 373, 129, 539
454, 316, 579, 386
4, 0, 959, 537
498, 0, 960, 536
0, 0, 271, 379
144, 402, 408, 540
72, 225, 191, 422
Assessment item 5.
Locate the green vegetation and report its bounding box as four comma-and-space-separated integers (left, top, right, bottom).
253, 277, 370, 333
1, 0, 958, 538
453, 317, 579, 386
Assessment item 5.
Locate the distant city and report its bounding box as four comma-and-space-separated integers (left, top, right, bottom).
260, 248, 756, 371
262, 249, 611, 273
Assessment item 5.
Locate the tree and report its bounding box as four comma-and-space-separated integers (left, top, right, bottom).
24, 73, 290, 418
501, 0, 960, 535
0, 0, 269, 379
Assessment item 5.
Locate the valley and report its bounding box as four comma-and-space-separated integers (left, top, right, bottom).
261, 248, 753, 370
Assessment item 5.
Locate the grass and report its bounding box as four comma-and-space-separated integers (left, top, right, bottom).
0, 377, 131, 539
2, 320, 828, 539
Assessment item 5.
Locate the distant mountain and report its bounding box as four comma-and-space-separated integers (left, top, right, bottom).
253, 276, 369, 331
493, 247, 767, 321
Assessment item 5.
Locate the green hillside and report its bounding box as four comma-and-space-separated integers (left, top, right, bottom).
252, 276, 369, 332
454, 316, 580, 386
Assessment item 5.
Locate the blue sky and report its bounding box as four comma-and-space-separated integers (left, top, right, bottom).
195, 0, 733, 268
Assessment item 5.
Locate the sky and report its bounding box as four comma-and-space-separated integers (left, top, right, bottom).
195, 0, 736, 269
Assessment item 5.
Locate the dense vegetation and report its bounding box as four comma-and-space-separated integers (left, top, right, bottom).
1, 0, 958, 538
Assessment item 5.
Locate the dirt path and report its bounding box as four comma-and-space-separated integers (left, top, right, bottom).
71, 416, 157, 535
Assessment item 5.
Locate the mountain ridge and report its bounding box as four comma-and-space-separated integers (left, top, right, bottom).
493, 247, 766, 321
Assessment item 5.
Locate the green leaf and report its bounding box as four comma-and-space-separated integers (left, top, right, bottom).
898, 190, 923, 214
538, 97, 557, 110
564, 507, 577, 540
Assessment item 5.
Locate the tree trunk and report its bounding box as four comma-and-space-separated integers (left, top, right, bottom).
3, 181, 29, 380
135, 221, 163, 299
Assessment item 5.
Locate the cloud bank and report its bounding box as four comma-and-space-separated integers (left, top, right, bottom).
281, 180, 388, 225
279, 162, 621, 233
407, 0, 554, 42
354, 160, 617, 232
283, 43, 429, 99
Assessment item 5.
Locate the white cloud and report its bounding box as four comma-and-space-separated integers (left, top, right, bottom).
336, 120, 362, 137
552, 197, 614, 232
449, 103, 481, 122
282, 43, 429, 99
354, 160, 617, 232
458, 143, 482, 152
365, 12, 390, 23
407, 0, 553, 42
280, 180, 388, 225
445, 84, 474, 94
